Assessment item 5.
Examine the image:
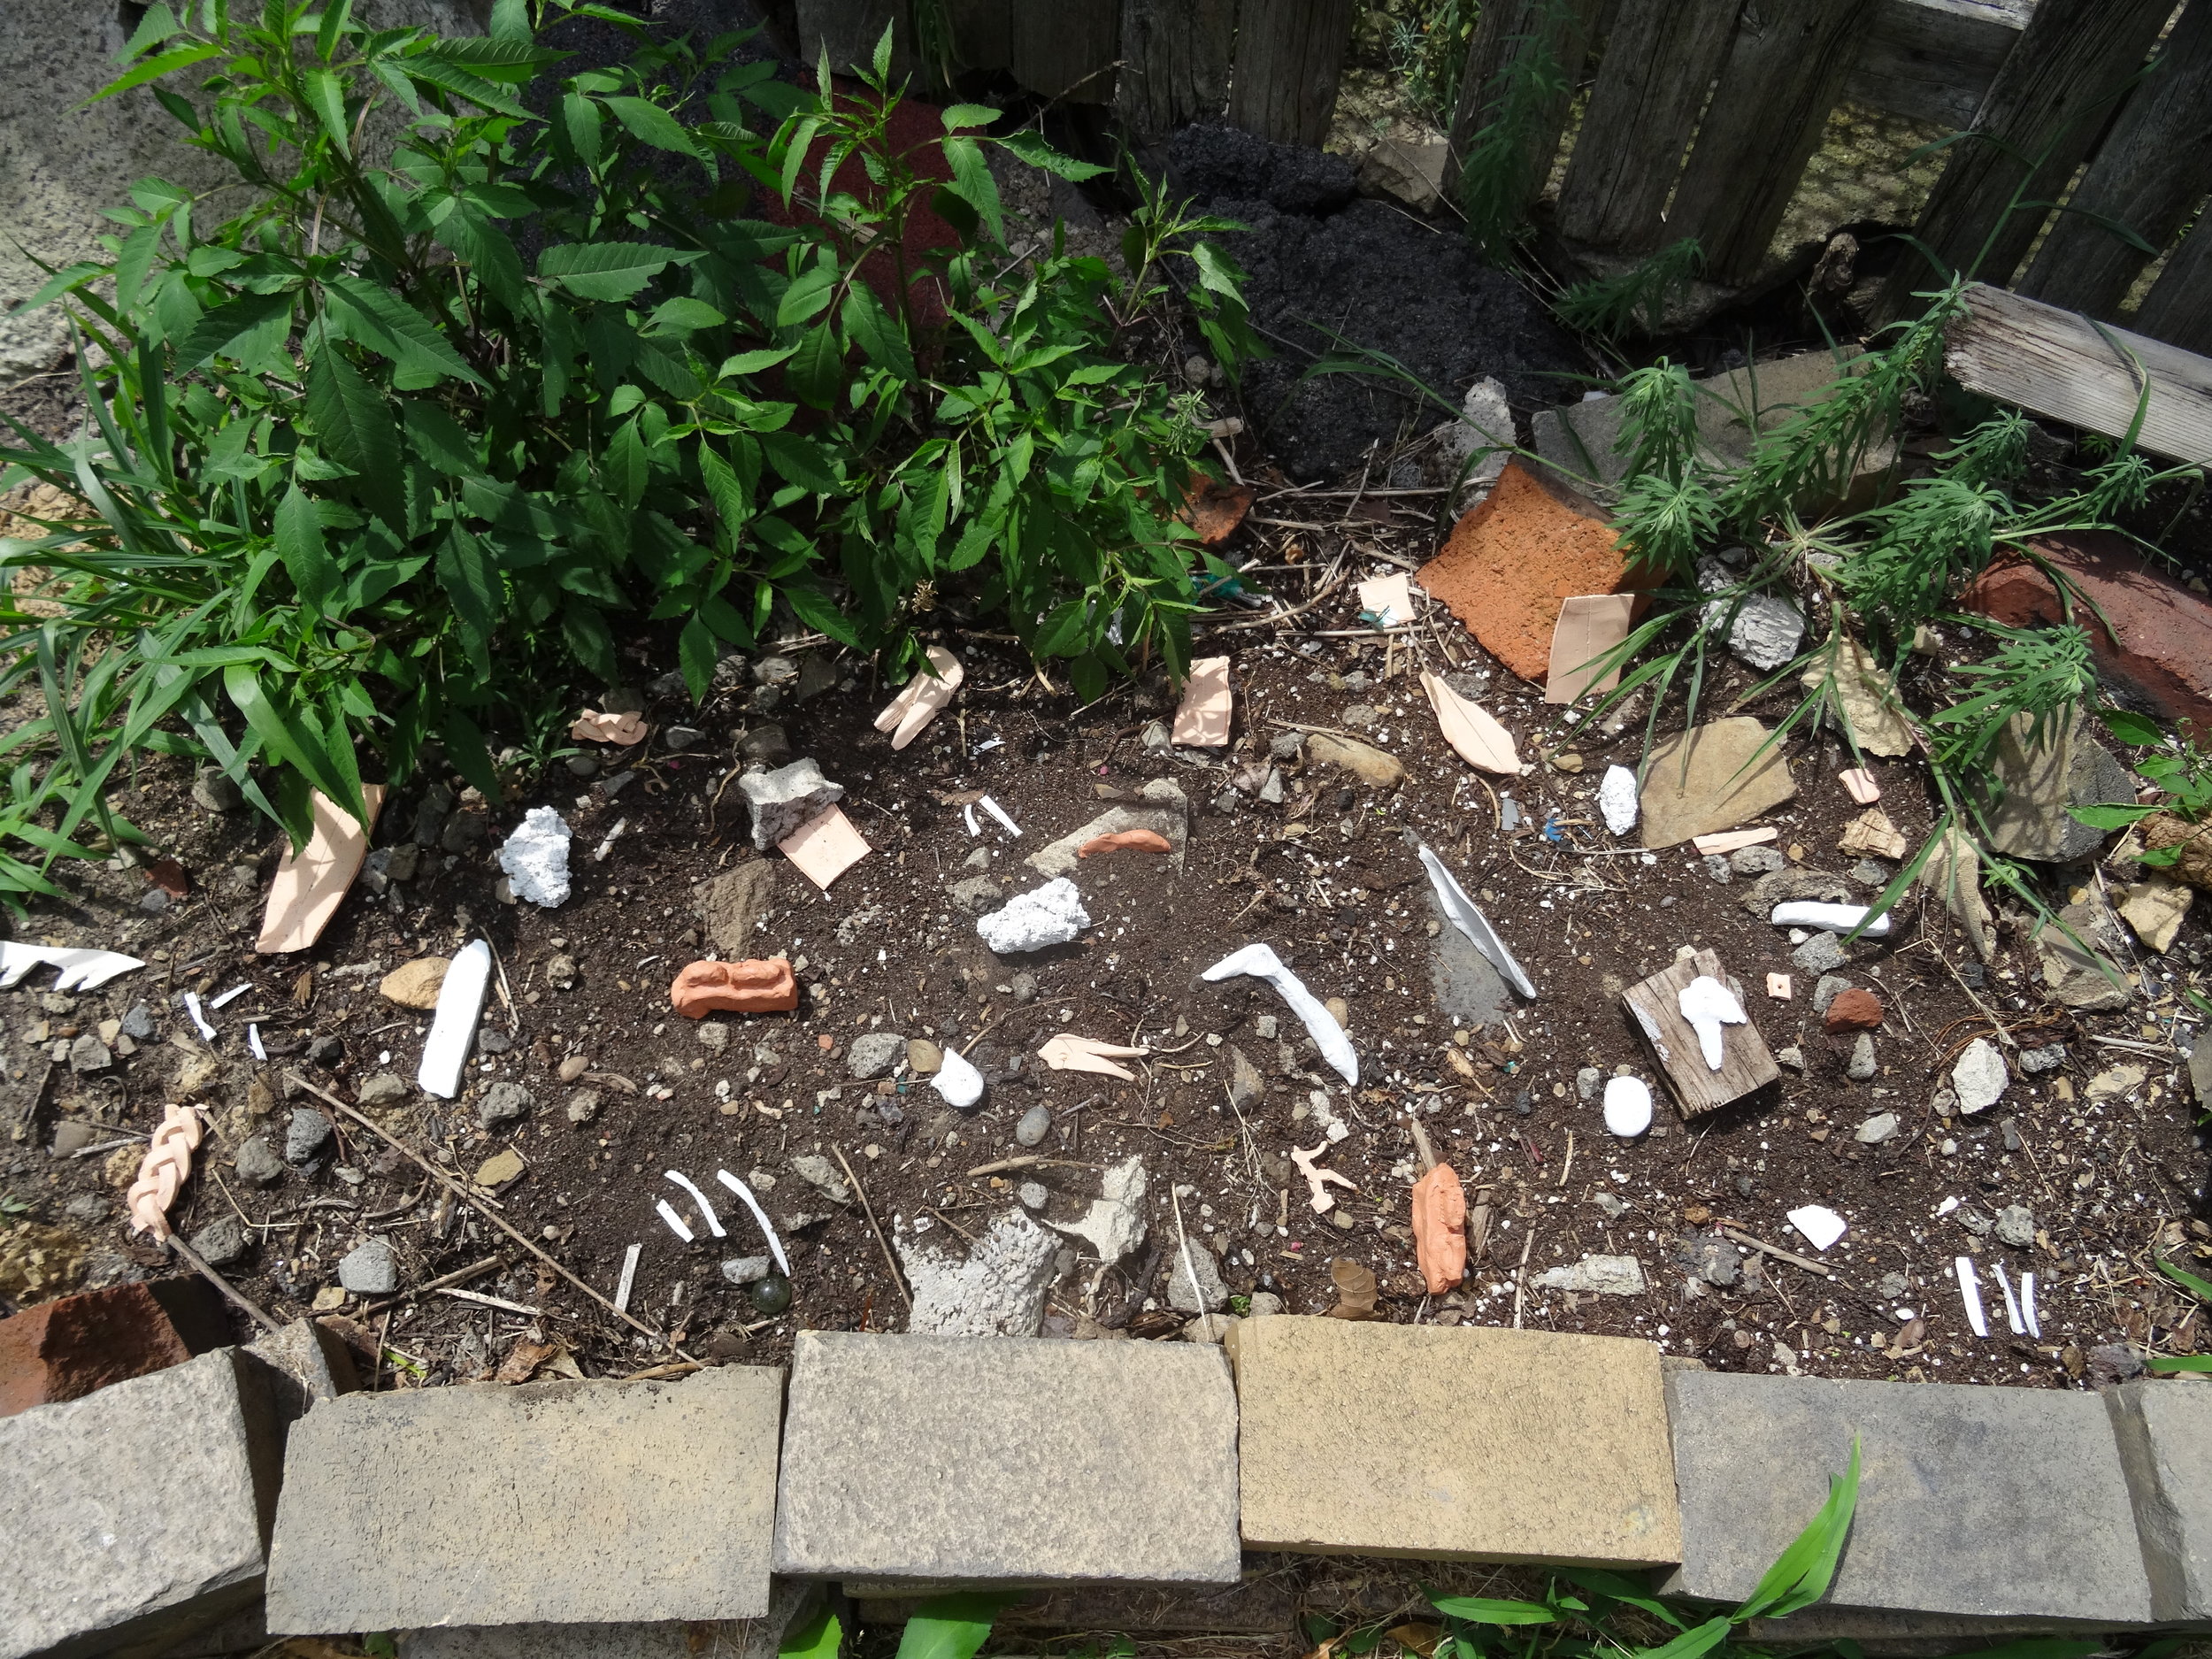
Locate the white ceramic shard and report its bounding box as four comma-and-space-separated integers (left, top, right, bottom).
1955, 1255, 1989, 1337
933, 1045, 985, 1108
1787, 1204, 1847, 1251
1770, 900, 1893, 936
664, 1170, 726, 1239
874, 645, 964, 750
655, 1197, 695, 1243
613, 1241, 641, 1314
0, 941, 146, 993
417, 938, 492, 1099
1602, 1076, 1653, 1137
1993, 1258, 2025, 1334
1416, 842, 1537, 998
979, 795, 1021, 837
1677, 974, 1746, 1071
2022, 1271, 2040, 1338
716, 1169, 792, 1276
183, 992, 217, 1041
1202, 942, 1357, 1085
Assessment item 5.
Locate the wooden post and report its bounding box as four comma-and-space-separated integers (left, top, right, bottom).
1010, 0, 1120, 103
2016, 0, 2212, 322
1554, 0, 1742, 251
1225, 0, 1360, 148
795, 0, 909, 79
1843, 0, 2030, 129
1876, 0, 2176, 319
1441, 0, 1600, 221
1119, 0, 1238, 136
2134, 211, 2212, 357
1621, 949, 1780, 1117
1668, 0, 1882, 285
941, 0, 1012, 74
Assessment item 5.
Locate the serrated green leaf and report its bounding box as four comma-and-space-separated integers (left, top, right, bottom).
776, 257, 839, 328
563, 91, 603, 167
940, 103, 998, 131
787, 319, 843, 409
436, 524, 497, 676
644, 296, 726, 335
275, 480, 336, 611
678, 613, 718, 702
2100, 708, 2164, 749
325, 273, 483, 385
719, 344, 799, 378
605, 94, 699, 157
992, 128, 1109, 181
400, 398, 479, 475
303, 67, 351, 155
537, 241, 700, 303
173, 289, 296, 368
562, 598, 617, 680
306, 347, 405, 528
604, 417, 649, 507
699, 438, 750, 528
841, 280, 913, 380
940, 135, 1003, 246
83, 42, 223, 106
757, 428, 839, 495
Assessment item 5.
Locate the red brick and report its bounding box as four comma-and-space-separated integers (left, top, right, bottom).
670, 958, 799, 1018
0, 1280, 195, 1419
1823, 988, 1886, 1034
1962, 533, 2212, 737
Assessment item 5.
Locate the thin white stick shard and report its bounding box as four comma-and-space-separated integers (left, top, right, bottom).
209, 983, 251, 1009
1770, 901, 1893, 936
979, 795, 1021, 837
594, 818, 628, 863
1993, 1258, 2025, 1334
613, 1242, 642, 1315
248, 1024, 267, 1062
0, 941, 146, 992
1416, 842, 1536, 997
1202, 942, 1357, 1085
963, 803, 980, 837
664, 1170, 726, 1239
1955, 1255, 1990, 1338
2021, 1271, 2040, 1338
183, 992, 218, 1041
655, 1198, 695, 1243
716, 1169, 792, 1276
417, 939, 492, 1099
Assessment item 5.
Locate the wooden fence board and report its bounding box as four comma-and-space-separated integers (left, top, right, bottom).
1669, 0, 1883, 283
1118, 0, 1238, 136
1878, 0, 2175, 319
1225, 0, 1360, 148
1011, 0, 1120, 103
1844, 0, 2028, 128
2016, 0, 2212, 322
1555, 0, 1741, 250
1621, 949, 1779, 1118
941, 0, 1012, 73
1946, 282, 2212, 467
1442, 0, 1601, 218
795, 0, 907, 79
2134, 211, 2212, 357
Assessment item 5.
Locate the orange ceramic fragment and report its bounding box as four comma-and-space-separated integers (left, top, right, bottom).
571, 709, 649, 745
1409, 1163, 1467, 1294
670, 957, 798, 1018
1078, 829, 1172, 858
1181, 474, 1255, 548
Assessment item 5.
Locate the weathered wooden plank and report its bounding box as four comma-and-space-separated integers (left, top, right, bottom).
1845, 0, 2028, 129
1878, 0, 2174, 318
1118, 0, 1238, 135
1225, 0, 1360, 148
1441, 0, 1601, 221
795, 0, 908, 79
2134, 209, 2212, 357
1010, 0, 1119, 103
1554, 0, 1741, 251
1621, 949, 1779, 1118
2016, 0, 2212, 321
940, 0, 1011, 73
1669, 0, 1883, 283
1946, 282, 2212, 466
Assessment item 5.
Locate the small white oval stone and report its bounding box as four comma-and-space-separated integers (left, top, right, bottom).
1602, 1075, 1653, 1137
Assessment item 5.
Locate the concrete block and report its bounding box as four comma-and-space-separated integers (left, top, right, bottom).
396, 1579, 825, 1659
241, 1319, 358, 1423
0, 1348, 283, 1659
773, 1331, 1240, 1587
1230, 1316, 1679, 1566
0, 1280, 196, 1419
265, 1367, 783, 1633
850, 1566, 1296, 1632
2108, 1379, 2212, 1625
1663, 1369, 2153, 1624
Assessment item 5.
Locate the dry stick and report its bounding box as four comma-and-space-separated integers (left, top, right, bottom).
833, 1143, 910, 1311
1406, 1116, 1439, 1173
964, 1155, 1100, 1178
361, 1252, 508, 1317
286, 1072, 695, 1361
1509, 1227, 1537, 1329
1723, 1225, 1835, 1279
167, 1233, 282, 1333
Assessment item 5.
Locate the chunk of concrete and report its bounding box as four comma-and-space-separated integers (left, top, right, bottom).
773, 1330, 1240, 1586
0, 1348, 283, 1659
396, 1580, 824, 1659
741, 759, 843, 852
2108, 1379, 2212, 1624
1231, 1316, 1679, 1566
265, 1368, 783, 1632
898, 1208, 1062, 1338
1662, 1368, 2152, 1623
241, 1319, 358, 1422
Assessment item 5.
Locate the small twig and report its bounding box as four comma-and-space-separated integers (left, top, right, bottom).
833, 1144, 910, 1311
1723, 1225, 1835, 1279
167, 1234, 281, 1333
1510, 1228, 1536, 1329
964, 1155, 1101, 1178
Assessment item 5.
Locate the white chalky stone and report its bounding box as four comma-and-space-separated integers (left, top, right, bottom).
1601, 1075, 1653, 1137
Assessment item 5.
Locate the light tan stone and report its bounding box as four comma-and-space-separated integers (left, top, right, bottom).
1229, 1315, 1680, 1566
380, 957, 449, 1010
2120, 873, 2193, 952
1638, 718, 1796, 849
1305, 733, 1406, 790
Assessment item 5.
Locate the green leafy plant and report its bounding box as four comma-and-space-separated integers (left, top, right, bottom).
1388, 0, 1482, 130
2068, 709, 2212, 867
2149, 1255, 2212, 1373
1555, 238, 1705, 342
1451, 0, 1577, 262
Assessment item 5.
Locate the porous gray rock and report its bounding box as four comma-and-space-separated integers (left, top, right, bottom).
1698, 559, 1805, 672
846, 1033, 905, 1080
1855, 1112, 1900, 1145
192, 768, 246, 813
1166, 1242, 1229, 1313
476, 1081, 534, 1129
336, 1240, 398, 1296
1847, 1034, 1878, 1080
283, 1108, 333, 1166
740, 759, 843, 851
694, 862, 775, 956
265, 1369, 784, 1632
946, 875, 1002, 916
1048, 1155, 1148, 1263
68, 1034, 111, 1073
1792, 932, 1848, 975
772, 1330, 1240, 1586
1994, 1204, 2036, 1248
1532, 1255, 1647, 1296
1729, 845, 1787, 876
0, 1349, 281, 1659
897, 1209, 1062, 1338
234, 1137, 284, 1187
1952, 1038, 2009, 1114
188, 1214, 250, 1270
1025, 799, 1187, 877
1812, 974, 1853, 1016
356, 1072, 411, 1110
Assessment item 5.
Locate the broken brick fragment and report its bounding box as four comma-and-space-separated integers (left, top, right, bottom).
1180, 474, 1255, 549
670, 957, 798, 1018
1078, 829, 1173, 858
0, 1279, 200, 1420
1823, 987, 1885, 1034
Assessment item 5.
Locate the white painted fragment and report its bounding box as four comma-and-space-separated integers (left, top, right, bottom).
183, 992, 218, 1041
655, 1198, 695, 1244
1993, 1258, 2025, 1334
209, 983, 251, 1009
248, 1025, 267, 1062
2022, 1271, 2040, 1338
613, 1242, 642, 1315
417, 939, 492, 1099
1787, 1204, 1847, 1252
979, 795, 1022, 837
1677, 974, 1746, 1071
1602, 1075, 1653, 1137
1202, 942, 1358, 1085
933, 1045, 985, 1108
1770, 901, 1893, 936
664, 1170, 726, 1239
963, 804, 980, 837
716, 1169, 793, 1276
0, 941, 145, 992
1955, 1255, 1990, 1338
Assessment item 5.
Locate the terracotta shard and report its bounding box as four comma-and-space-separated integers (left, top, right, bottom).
257, 786, 386, 954
1037, 1033, 1150, 1079
1172, 657, 1233, 746
570, 709, 649, 745
1417, 459, 1641, 683
1181, 474, 1255, 548
1838, 767, 1882, 803
874, 644, 964, 751
670, 958, 798, 1018
1823, 987, 1885, 1033
1421, 671, 1519, 774
778, 804, 871, 892
1546, 593, 1639, 704
1078, 829, 1173, 858
1409, 1163, 1467, 1294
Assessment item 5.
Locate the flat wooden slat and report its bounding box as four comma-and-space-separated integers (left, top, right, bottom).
1441, 0, 1601, 219
1118, 0, 1238, 135
795, 0, 907, 78
941, 0, 1012, 73
1621, 949, 1780, 1118
1669, 0, 1883, 283
1946, 281, 2212, 465
1554, 0, 1742, 251
2134, 207, 2212, 356
1844, 0, 2028, 128
1010, 0, 1119, 103
1225, 0, 1360, 149
1878, 0, 2176, 319
2017, 0, 2212, 321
